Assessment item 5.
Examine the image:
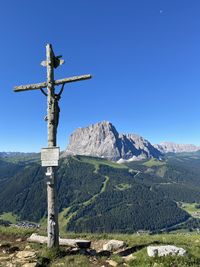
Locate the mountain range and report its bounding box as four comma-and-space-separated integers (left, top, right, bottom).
154, 142, 200, 154
1, 122, 200, 233
1, 121, 199, 160
64, 121, 200, 160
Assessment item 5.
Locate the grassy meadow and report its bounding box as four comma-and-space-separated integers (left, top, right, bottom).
1, 225, 200, 266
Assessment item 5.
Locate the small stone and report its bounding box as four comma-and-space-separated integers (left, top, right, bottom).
9, 254, 15, 259
22, 263, 38, 267
122, 254, 136, 262
0, 256, 10, 261
16, 238, 22, 242
3, 263, 16, 267
106, 259, 118, 266
103, 240, 125, 252
16, 251, 37, 259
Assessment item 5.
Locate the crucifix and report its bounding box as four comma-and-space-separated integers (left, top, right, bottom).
14, 44, 92, 248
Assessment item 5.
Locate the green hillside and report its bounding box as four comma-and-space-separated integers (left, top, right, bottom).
2, 153, 200, 233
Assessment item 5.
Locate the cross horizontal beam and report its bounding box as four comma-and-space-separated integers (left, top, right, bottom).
14, 74, 92, 92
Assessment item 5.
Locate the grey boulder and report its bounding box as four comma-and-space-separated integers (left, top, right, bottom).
103, 240, 126, 251
147, 245, 186, 257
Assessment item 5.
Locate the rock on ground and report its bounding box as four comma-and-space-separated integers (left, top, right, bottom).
122, 254, 136, 262
103, 240, 126, 252
106, 260, 118, 266
22, 263, 38, 267
15, 251, 36, 259
147, 245, 187, 257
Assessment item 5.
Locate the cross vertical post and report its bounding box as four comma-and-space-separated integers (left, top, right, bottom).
46, 44, 59, 248
13, 44, 92, 249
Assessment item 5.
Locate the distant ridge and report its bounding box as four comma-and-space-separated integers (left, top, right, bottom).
0, 152, 38, 158
64, 121, 162, 161
154, 142, 200, 153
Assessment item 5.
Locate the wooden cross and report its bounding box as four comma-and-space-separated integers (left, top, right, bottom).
14, 44, 92, 248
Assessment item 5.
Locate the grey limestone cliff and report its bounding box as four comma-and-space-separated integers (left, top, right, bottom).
65, 121, 162, 161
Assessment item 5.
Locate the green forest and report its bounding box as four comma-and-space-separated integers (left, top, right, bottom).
1, 152, 200, 233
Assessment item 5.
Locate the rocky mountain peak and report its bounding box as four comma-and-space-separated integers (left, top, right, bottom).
65, 121, 121, 160
65, 121, 162, 161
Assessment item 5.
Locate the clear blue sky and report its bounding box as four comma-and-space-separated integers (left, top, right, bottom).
1, 0, 200, 152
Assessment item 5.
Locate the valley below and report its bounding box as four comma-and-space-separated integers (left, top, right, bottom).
1, 151, 200, 234
1, 151, 200, 266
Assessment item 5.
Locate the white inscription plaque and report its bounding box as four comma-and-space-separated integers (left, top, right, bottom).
41, 147, 60, 167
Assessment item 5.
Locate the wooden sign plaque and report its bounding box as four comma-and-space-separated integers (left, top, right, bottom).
41, 147, 60, 167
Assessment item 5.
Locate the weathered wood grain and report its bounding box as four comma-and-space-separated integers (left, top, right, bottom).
27, 233, 91, 248
46, 44, 59, 248
14, 74, 92, 92
13, 43, 92, 249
